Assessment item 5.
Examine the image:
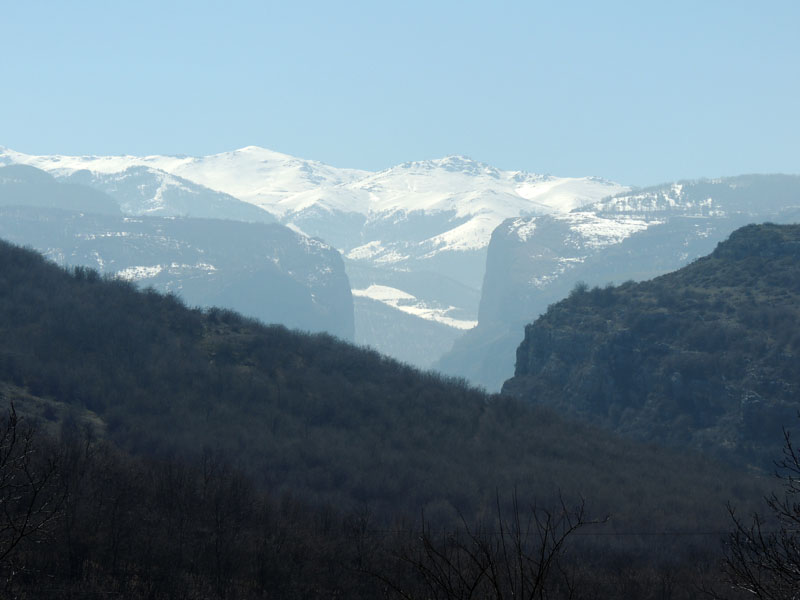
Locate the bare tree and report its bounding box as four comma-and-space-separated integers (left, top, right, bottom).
720, 426, 800, 599
385, 492, 606, 600
0, 404, 64, 582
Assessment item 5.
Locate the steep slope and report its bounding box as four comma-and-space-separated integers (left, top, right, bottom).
502, 223, 800, 466
0, 146, 625, 368
0, 166, 354, 339
438, 175, 800, 389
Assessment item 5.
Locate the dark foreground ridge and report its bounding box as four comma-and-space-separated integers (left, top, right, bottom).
0, 235, 777, 598
504, 223, 800, 466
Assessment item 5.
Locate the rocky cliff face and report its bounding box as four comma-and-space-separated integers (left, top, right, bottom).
502, 224, 800, 466
437, 175, 800, 390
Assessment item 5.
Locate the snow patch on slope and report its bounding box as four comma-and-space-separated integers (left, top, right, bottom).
346, 240, 386, 260
347, 241, 410, 264
562, 212, 657, 248
590, 183, 723, 217
115, 265, 165, 281
423, 214, 500, 254
511, 218, 537, 242
529, 257, 587, 289
115, 262, 218, 282
352, 285, 477, 330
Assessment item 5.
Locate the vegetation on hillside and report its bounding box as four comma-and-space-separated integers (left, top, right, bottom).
0, 235, 780, 597
505, 224, 800, 467
0, 237, 757, 525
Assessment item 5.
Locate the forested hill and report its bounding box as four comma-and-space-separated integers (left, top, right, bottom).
0, 237, 761, 531
503, 223, 800, 467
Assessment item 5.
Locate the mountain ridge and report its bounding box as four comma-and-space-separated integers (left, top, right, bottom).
502, 223, 800, 467
0, 145, 626, 367
0, 145, 625, 235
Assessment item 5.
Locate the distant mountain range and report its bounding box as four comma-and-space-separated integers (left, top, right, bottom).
0, 145, 625, 367
0, 164, 353, 339
436, 175, 800, 389
3, 146, 798, 376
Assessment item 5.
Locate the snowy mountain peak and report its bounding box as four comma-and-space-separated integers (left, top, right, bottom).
0, 143, 628, 255
0, 145, 626, 221
233, 145, 277, 154
394, 155, 500, 177
216, 145, 308, 164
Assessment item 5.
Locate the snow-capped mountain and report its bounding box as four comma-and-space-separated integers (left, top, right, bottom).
0, 145, 369, 212
282, 155, 621, 238
0, 146, 624, 252
436, 174, 800, 390
0, 147, 278, 222
586, 174, 800, 217
0, 145, 625, 368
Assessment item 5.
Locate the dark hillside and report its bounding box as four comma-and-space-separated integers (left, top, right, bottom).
0, 237, 764, 534
504, 223, 800, 466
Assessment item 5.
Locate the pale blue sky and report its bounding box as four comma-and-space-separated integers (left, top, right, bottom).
2, 0, 798, 185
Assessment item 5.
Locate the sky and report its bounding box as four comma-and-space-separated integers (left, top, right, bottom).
1, 0, 798, 186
